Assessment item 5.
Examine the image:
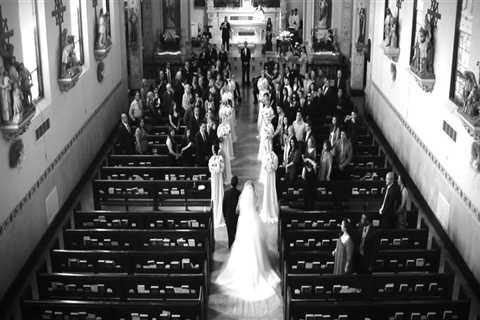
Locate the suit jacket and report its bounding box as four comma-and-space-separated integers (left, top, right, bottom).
240, 47, 251, 64
195, 131, 210, 166
223, 187, 240, 228
355, 224, 377, 267
380, 183, 402, 219
118, 122, 134, 154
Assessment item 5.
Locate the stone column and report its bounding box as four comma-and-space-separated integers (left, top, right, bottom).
181, 0, 192, 58
280, 0, 287, 30
142, 0, 154, 64
350, 0, 368, 91
303, 0, 314, 49
127, 0, 143, 90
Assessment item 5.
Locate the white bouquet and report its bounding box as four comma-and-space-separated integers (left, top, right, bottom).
219, 104, 233, 122
221, 91, 234, 104
217, 123, 231, 139
209, 155, 225, 174
261, 122, 274, 140
262, 151, 278, 173
261, 106, 275, 123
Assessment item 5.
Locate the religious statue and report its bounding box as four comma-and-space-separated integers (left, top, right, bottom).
97, 8, 107, 48
410, 17, 433, 78
384, 8, 393, 41
462, 71, 480, 119
265, 17, 273, 51
357, 8, 367, 45
11, 82, 23, 124
385, 17, 399, 48
129, 7, 138, 47
0, 65, 12, 124
318, 0, 330, 29
60, 29, 81, 79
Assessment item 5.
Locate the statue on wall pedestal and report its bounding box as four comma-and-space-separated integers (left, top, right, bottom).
0, 5, 36, 141
317, 0, 330, 30
383, 4, 400, 61
461, 71, 480, 120
60, 30, 81, 80
356, 7, 367, 52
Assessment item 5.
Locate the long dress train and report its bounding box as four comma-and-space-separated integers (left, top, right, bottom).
211, 182, 282, 317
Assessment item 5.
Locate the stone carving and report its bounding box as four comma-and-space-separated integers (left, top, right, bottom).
128, 7, 138, 50
0, 5, 36, 141
383, 1, 403, 61
52, 0, 82, 92
457, 69, 480, 144
409, 0, 441, 92
472, 140, 480, 172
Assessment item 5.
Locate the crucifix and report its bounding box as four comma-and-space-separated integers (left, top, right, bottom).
52, 0, 67, 79
395, 0, 404, 16
427, 0, 441, 29
0, 5, 14, 58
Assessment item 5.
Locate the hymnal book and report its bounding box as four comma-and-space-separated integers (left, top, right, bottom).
415, 258, 425, 267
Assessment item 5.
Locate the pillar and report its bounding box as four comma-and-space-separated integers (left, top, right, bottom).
350, 0, 368, 91
127, 0, 143, 90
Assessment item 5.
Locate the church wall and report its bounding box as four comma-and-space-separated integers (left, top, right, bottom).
0, 0, 128, 299
366, 0, 480, 286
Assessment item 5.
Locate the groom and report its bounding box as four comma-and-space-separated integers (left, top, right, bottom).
223, 176, 240, 248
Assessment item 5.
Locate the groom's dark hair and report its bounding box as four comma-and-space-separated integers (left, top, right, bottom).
231, 176, 238, 188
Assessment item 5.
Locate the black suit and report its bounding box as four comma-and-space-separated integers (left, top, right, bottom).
223, 186, 240, 248
240, 47, 251, 85
380, 183, 402, 228
118, 122, 134, 154
195, 131, 210, 166
354, 224, 377, 274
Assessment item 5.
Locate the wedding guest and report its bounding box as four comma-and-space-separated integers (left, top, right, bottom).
302, 138, 317, 211
333, 129, 353, 180
318, 140, 333, 181
333, 218, 354, 275
166, 127, 181, 165
162, 83, 175, 113
118, 113, 134, 154
220, 17, 231, 51
285, 137, 301, 184
344, 111, 359, 144
129, 91, 143, 124
219, 44, 229, 67
134, 118, 148, 154
180, 128, 195, 166
292, 111, 307, 148
355, 214, 377, 274
182, 84, 194, 115
195, 121, 210, 166
240, 41, 251, 86
169, 102, 181, 132
223, 176, 240, 248
395, 175, 412, 229
186, 105, 203, 136
379, 171, 402, 228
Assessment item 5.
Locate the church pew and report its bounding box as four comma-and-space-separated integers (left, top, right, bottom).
106, 154, 170, 167
63, 229, 209, 252
23, 299, 204, 320
284, 249, 441, 277
92, 179, 211, 210
98, 166, 209, 181
283, 229, 428, 253
287, 299, 469, 320
133, 125, 187, 135
37, 273, 204, 302
286, 273, 454, 302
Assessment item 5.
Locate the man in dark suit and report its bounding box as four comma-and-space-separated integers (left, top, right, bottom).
333, 69, 347, 95
223, 176, 240, 248
355, 214, 377, 274
240, 41, 251, 86
118, 113, 134, 154
195, 121, 210, 166
220, 17, 231, 51
186, 105, 203, 136
379, 171, 402, 228
162, 84, 174, 113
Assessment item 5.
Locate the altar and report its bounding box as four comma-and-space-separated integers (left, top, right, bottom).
207, 0, 281, 55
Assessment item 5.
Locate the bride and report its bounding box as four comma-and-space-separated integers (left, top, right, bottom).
211, 181, 282, 317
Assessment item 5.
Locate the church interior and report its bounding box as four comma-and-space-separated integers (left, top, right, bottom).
1, 0, 480, 319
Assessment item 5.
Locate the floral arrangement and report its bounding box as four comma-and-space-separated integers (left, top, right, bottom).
261, 122, 274, 140
217, 122, 231, 139
209, 155, 225, 174
221, 91, 234, 104
261, 106, 275, 123
219, 104, 233, 122
278, 30, 293, 39
262, 150, 278, 173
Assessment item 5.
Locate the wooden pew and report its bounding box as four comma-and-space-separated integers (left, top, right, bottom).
23, 299, 204, 320
92, 179, 211, 210
98, 166, 208, 181
288, 299, 469, 320
106, 155, 171, 167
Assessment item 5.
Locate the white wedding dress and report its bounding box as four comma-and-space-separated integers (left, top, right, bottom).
209, 155, 225, 228
211, 182, 282, 317
260, 152, 279, 224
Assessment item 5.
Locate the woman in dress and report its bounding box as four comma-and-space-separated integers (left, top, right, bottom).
260, 150, 279, 224
258, 121, 274, 162
332, 218, 355, 275
166, 127, 181, 164
169, 102, 181, 131
135, 118, 148, 154
318, 140, 333, 181
396, 175, 412, 229
212, 181, 281, 317
302, 137, 317, 210
180, 128, 194, 166
329, 116, 340, 146
217, 122, 233, 183
285, 137, 301, 184
209, 144, 225, 228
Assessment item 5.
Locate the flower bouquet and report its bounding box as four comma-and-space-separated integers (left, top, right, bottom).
217, 123, 231, 140
219, 104, 233, 122
261, 122, 275, 140
262, 151, 279, 173
261, 106, 275, 123
209, 155, 225, 174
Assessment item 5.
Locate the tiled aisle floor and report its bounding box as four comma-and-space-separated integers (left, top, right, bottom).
207, 86, 283, 320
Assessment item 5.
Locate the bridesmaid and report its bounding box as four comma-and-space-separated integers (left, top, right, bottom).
209, 144, 226, 228
332, 218, 355, 275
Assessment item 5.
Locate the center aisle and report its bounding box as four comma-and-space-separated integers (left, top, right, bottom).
208, 87, 283, 320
